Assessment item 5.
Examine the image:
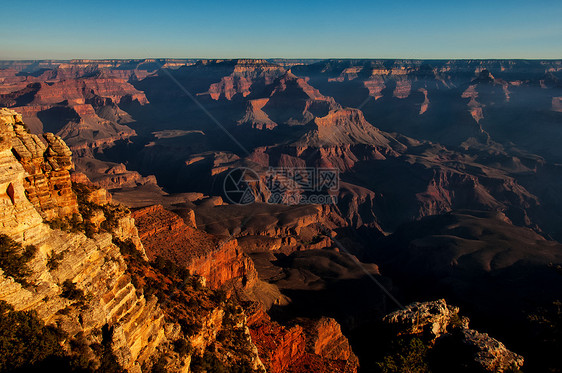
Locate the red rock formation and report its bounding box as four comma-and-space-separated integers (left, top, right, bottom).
237, 98, 277, 130
237, 71, 339, 129
249, 313, 306, 372
0, 75, 147, 152
307, 108, 398, 147
246, 305, 359, 373
73, 157, 157, 190
204, 59, 286, 100
132, 205, 257, 289
363, 74, 386, 99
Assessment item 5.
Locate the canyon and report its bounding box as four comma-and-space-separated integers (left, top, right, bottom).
1, 58, 562, 372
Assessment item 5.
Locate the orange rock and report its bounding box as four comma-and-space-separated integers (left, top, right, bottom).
246, 304, 359, 373
132, 205, 257, 289
7, 121, 79, 221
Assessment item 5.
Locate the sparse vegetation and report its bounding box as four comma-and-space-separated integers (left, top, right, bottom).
173, 338, 192, 356
151, 355, 168, 373
89, 325, 127, 373
46, 182, 129, 239
61, 279, 85, 301
114, 236, 262, 372
47, 212, 97, 238
47, 250, 65, 270
0, 300, 127, 372
190, 350, 256, 373
151, 255, 191, 282
100, 204, 129, 232
114, 237, 143, 261
0, 300, 66, 372
0, 234, 37, 286
377, 336, 431, 373
72, 182, 95, 204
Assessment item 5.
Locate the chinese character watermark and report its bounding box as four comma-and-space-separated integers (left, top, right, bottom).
223, 167, 339, 205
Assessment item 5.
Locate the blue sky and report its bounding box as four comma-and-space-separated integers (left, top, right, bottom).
1, 0, 561, 59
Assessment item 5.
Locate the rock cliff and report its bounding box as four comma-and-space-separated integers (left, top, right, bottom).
2, 108, 79, 221
203, 59, 286, 100
0, 108, 170, 372
382, 299, 524, 372
246, 304, 359, 373
0, 108, 266, 372
132, 204, 258, 290
0, 76, 146, 154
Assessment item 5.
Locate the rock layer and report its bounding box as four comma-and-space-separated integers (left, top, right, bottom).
2, 108, 79, 221
132, 204, 257, 289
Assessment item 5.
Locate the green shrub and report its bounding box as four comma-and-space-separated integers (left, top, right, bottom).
22, 244, 38, 261
190, 351, 229, 373
0, 299, 127, 373
100, 204, 129, 232
114, 238, 143, 261
173, 338, 192, 356
47, 213, 90, 236
151, 255, 190, 281
61, 280, 85, 301
190, 350, 256, 373
0, 234, 36, 285
151, 356, 168, 373
89, 326, 127, 373
377, 337, 431, 373
47, 251, 65, 270
72, 182, 94, 205
0, 300, 66, 372
47, 217, 71, 231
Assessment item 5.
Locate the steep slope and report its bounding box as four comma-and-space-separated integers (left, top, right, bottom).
0, 108, 267, 372
0, 108, 172, 372
238, 71, 339, 129
202, 59, 286, 100
298, 107, 399, 148
132, 204, 258, 290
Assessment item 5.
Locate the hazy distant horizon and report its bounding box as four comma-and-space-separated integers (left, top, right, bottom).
1, 57, 562, 62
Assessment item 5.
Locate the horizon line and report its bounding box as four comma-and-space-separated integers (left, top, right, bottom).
1, 57, 562, 62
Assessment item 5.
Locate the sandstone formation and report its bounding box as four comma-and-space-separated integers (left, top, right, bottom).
73, 157, 158, 190
2, 57, 562, 372
383, 299, 468, 339
0, 109, 171, 372
1, 108, 78, 221
132, 204, 258, 290
305, 317, 359, 364
246, 305, 359, 373
302, 107, 399, 148
0, 71, 148, 154
0, 109, 266, 372
203, 59, 286, 100
237, 71, 339, 129
382, 299, 524, 372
